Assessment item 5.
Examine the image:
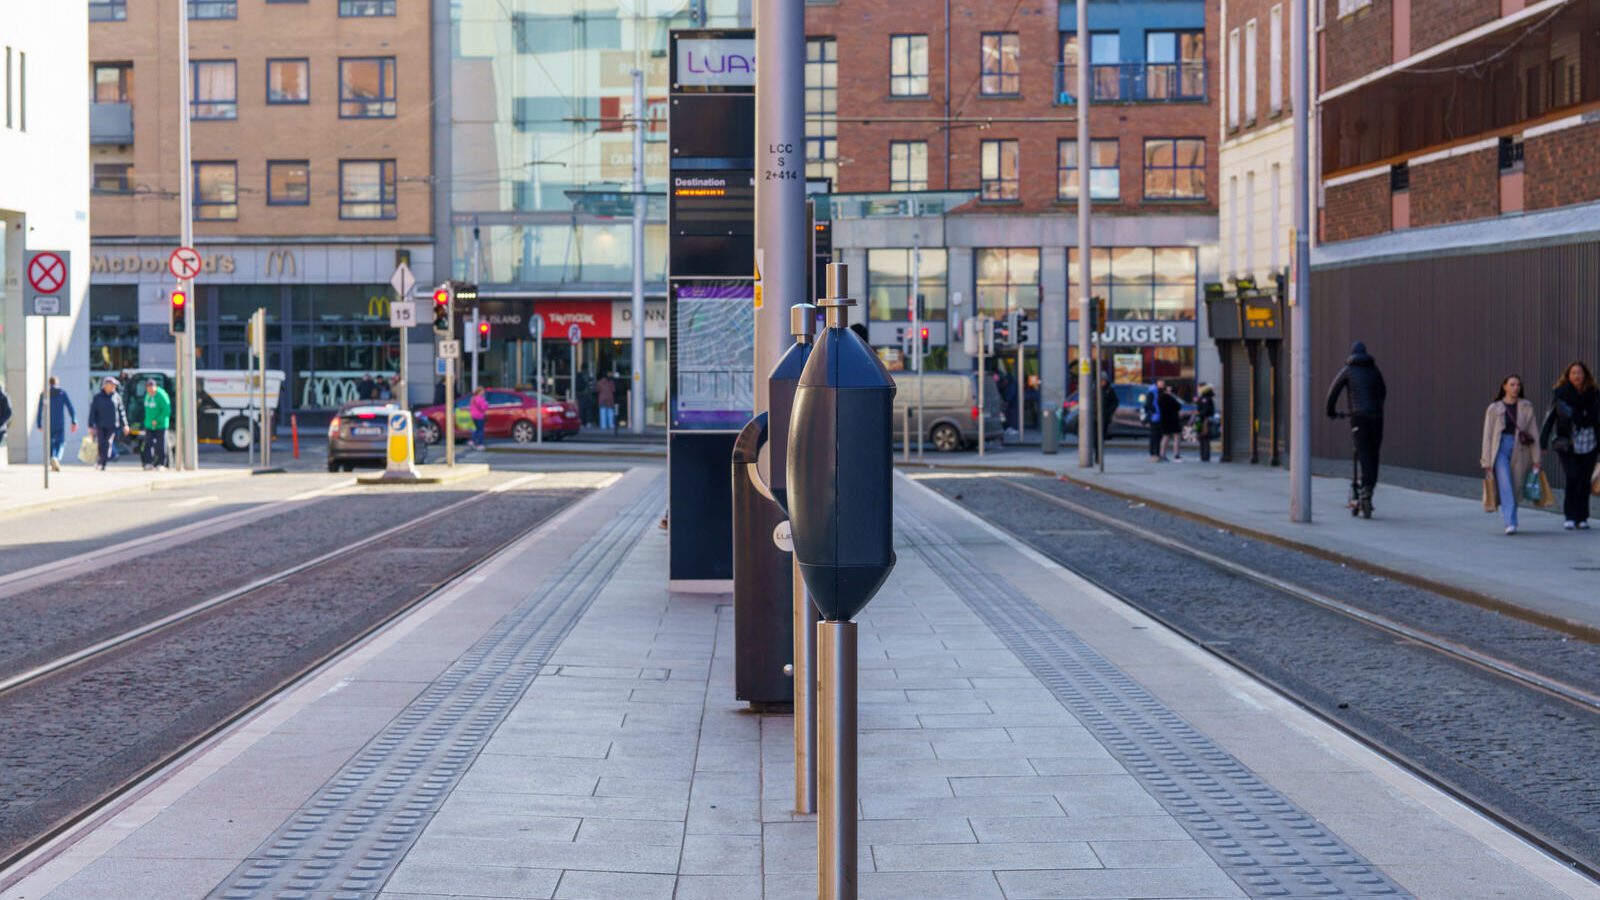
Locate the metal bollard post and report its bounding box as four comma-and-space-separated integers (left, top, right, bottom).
1042, 409, 1059, 454
817, 620, 857, 900
794, 556, 818, 813
902, 406, 911, 463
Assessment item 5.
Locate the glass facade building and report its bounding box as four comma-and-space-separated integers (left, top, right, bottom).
445, 0, 746, 427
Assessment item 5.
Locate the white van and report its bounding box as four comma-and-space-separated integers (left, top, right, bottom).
118, 369, 286, 451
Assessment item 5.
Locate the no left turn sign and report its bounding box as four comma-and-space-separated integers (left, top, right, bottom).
27, 252, 66, 295
169, 246, 202, 280
568, 323, 583, 345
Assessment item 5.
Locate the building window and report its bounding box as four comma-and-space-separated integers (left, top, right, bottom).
1070, 247, 1197, 322
1227, 29, 1240, 128
339, 58, 396, 118
93, 163, 132, 193
340, 160, 396, 219
1244, 169, 1256, 275
267, 59, 309, 104
1269, 163, 1281, 271
1143, 138, 1205, 200
90, 285, 141, 374
93, 63, 133, 103
194, 162, 238, 220
866, 248, 948, 322
268, 160, 310, 205
980, 139, 1020, 201
1244, 20, 1258, 122
90, 0, 128, 21
340, 0, 396, 15
890, 141, 928, 191
1269, 5, 1284, 114
975, 248, 1040, 320
1146, 31, 1205, 101
188, 0, 236, 19
1058, 139, 1119, 201
890, 35, 929, 97
805, 38, 838, 182
980, 33, 1020, 95
1060, 32, 1123, 101
1337, 0, 1373, 17
191, 60, 236, 120
1228, 176, 1239, 276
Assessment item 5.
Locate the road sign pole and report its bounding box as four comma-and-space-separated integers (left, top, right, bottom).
1076, 0, 1094, 469
176, 0, 197, 473
631, 67, 647, 435
41, 316, 48, 488
260, 310, 270, 469
533, 316, 545, 444
978, 318, 986, 458
470, 307, 481, 392
445, 358, 455, 469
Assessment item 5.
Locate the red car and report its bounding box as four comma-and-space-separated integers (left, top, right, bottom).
415, 389, 580, 445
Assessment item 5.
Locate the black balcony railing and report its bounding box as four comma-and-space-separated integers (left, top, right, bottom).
1055, 61, 1206, 104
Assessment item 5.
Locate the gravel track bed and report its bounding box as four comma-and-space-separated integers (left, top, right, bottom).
923, 473, 1600, 873
0, 481, 504, 680
0, 482, 586, 863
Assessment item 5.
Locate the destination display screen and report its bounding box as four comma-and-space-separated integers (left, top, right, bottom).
671, 170, 755, 237
670, 281, 755, 430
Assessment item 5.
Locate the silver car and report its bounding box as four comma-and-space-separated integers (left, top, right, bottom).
891, 371, 1005, 452
326, 402, 430, 472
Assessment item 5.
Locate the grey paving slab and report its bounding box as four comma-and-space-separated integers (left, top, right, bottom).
43, 857, 241, 900
551, 870, 675, 900
670, 874, 762, 899
382, 860, 561, 899
871, 840, 1101, 872
996, 866, 1248, 899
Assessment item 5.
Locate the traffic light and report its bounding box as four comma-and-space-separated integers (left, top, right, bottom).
432, 284, 452, 334
169, 288, 188, 335
919, 326, 929, 346
992, 317, 1011, 346
476, 319, 491, 352
1014, 314, 1031, 344
1091, 295, 1108, 332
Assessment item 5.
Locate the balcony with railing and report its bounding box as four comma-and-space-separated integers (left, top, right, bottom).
1055, 61, 1206, 105
90, 102, 134, 144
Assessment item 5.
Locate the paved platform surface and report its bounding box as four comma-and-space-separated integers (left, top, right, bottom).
0, 460, 262, 518
6, 467, 1591, 900
908, 448, 1600, 635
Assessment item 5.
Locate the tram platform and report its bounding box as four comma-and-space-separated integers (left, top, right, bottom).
908, 447, 1600, 637
5, 466, 1589, 899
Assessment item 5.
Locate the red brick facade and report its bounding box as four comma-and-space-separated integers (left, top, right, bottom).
1225, 0, 1293, 141
1409, 0, 1497, 53
1409, 148, 1499, 227
1323, 175, 1389, 241
1524, 121, 1600, 211
805, 0, 1219, 215
1321, 0, 1391, 90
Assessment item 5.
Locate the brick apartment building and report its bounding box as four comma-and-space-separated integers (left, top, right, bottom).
87, 0, 434, 417
1310, 0, 1600, 480
805, 0, 1222, 429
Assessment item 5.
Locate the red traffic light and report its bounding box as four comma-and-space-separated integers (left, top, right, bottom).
171, 290, 187, 307
478, 321, 489, 334
433, 288, 450, 306
920, 327, 929, 341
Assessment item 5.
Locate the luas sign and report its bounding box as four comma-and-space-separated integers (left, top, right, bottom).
674, 38, 756, 88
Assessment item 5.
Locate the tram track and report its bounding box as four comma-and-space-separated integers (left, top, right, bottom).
918, 471, 1600, 883
0, 471, 599, 873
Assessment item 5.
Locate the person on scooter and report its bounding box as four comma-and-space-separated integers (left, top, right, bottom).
1325, 341, 1387, 518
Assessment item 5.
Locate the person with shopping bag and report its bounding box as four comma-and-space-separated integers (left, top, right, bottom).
87, 377, 130, 470
1481, 374, 1541, 535
1539, 361, 1600, 531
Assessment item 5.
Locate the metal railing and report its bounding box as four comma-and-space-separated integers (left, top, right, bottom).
90, 102, 134, 144
1054, 61, 1206, 104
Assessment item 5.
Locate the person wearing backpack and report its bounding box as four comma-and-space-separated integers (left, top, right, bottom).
1539, 361, 1600, 530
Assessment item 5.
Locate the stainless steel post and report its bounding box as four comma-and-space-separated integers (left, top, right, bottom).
630, 68, 647, 435
1289, 0, 1313, 522
176, 0, 198, 472
817, 620, 857, 900
753, 0, 805, 433
260, 316, 270, 467
445, 361, 455, 468
977, 317, 985, 458
793, 556, 818, 813
536, 327, 544, 444
1076, 0, 1094, 468
902, 406, 910, 463
470, 307, 481, 392
1095, 336, 1105, 472
1017, 341, 1025, 447
40, 319, 48, 488
913, 235, 924, 462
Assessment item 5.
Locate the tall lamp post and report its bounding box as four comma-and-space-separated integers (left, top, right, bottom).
1289, 0, 1312, 521
1075, 0, 1093, 467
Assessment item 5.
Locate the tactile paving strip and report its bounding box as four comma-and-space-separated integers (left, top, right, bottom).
205, 479, 664, 900
899, 505, 1414, 899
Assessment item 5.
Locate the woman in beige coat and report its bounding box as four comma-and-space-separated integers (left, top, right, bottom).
1481, 374, 1541, 534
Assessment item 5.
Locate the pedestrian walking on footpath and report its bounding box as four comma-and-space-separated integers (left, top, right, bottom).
87, 376, 130, 471
596, 373, 617, 432
468, 386, 489, 450
1143, 380, 1164, 461
1158, 382, 1184, 461
34, 376, 77, 472
1482, 374, 1540, 535
357, 373, 376, 401
0, 381, 12, 450
1195, 383, 1217, 462
140, 378, 172, 470
1539, 361, 1600, 530
1325, 341, 1388, 518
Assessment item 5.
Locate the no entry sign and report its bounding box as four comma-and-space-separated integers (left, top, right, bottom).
169, 246, 203, 280
27, 252, 66, 295
24, 250, 71, 315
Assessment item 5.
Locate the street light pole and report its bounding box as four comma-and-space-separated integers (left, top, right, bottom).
1075, 0, 1093, 467
630, 68, 647, 434
753, 0, 805, 434
1289, 0, 1313, 522
176, 0, 198, 471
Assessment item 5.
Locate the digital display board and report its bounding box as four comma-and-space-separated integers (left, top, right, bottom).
671, 170, 755, 237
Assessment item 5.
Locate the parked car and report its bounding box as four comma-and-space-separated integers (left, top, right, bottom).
326, 401, 430, 472
1062, 384, 1218, 442
890, 371, 1005, 452
414, 389, 580, 445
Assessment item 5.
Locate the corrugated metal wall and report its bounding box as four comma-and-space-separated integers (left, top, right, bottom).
1311, 239, 1600, 484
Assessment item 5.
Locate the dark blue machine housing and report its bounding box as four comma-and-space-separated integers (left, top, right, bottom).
767, 336, 811, 514
786, 323, 897, 622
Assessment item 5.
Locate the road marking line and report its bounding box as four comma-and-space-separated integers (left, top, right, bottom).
168, 495, 219, 509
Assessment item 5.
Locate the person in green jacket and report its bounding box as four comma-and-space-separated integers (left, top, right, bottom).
141, 379, 172, 469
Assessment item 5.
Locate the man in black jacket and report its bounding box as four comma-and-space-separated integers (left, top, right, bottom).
1325, 341, 1387, 517
87, 377, 130, 470
0, 382, 11, 450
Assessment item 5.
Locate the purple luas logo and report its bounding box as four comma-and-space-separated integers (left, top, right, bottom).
686, 50, 755, 75
678, 39, 757, 84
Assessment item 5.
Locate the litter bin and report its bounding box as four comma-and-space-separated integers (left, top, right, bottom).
1041, 409, 1059, 454
731, 412, 794, 708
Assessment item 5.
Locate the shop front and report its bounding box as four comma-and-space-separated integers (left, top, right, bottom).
454, 297, 668, 429
87, 242, 435, 420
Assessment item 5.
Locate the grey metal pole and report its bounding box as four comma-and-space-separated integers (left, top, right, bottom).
40, 320, 48, 488
445, 362, 455, 468
1290, 0, 1312, 522
1017, 341, 1025, 447
176, 0, 197, 472
1095, 337, 1105, 472
260, 315, 270, 467
913, 235, 924, 461
753, 0, 805, 436
1076, 0, 1094, 467
817, 620, 857, 900
977, 318, 985, 458
535, 322, 544, 444
793, 550, 818, 813
470, 307, 480, 392
631, 68, 647, 435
